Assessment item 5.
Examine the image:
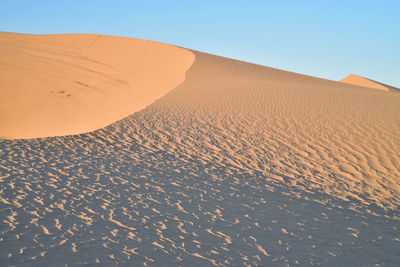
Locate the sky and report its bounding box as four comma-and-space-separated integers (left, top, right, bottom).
1, 0, 399, 87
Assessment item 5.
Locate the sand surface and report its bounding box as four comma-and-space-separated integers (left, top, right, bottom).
340, 74, 393, 91
1, 34, 400, 266
0, 32, 194, 139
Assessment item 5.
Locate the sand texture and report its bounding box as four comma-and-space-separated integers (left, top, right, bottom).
0, 32, 194, 139
1, 34, 400, 266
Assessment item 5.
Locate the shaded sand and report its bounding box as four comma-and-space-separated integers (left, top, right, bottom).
0, 32, 194, 139
1, 36, 400, 266
340, 74, 392, 91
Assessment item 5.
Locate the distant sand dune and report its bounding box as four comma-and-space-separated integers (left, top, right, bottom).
0, 32, 194, 139
340, 74, 395, 91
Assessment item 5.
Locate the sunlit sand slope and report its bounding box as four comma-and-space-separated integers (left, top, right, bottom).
0, 47, 399, 265
0, 32, 194, 139
340, 74, 395, 91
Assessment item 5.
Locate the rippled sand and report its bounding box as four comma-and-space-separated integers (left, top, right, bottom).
1, 36, 400, 266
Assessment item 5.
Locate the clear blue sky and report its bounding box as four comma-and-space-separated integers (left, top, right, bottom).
1, 1, 399, 87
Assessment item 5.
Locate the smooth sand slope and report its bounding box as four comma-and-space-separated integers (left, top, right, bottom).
1, 34, 400, 265
340, 74, 395, 91
0, 32, 194, 139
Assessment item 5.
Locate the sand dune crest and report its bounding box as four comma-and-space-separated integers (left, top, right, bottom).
0, 32, 194, 139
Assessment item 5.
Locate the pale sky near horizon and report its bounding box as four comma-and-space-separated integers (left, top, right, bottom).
1, 0, 399, 87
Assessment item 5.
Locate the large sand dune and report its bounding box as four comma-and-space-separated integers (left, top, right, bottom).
0, 32, 194, 139
1, 33, 400, 266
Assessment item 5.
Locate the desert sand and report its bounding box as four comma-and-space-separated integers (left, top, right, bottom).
1, 33, 399, 266
0, 32, 194, 139
340, 74, 396, 91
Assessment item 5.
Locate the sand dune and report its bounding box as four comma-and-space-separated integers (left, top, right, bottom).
0, 32, 194, 139
1, 33, 400, 266
340, 74, 394, 91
